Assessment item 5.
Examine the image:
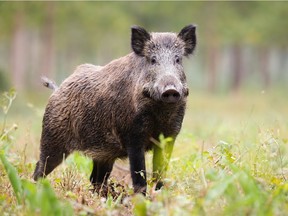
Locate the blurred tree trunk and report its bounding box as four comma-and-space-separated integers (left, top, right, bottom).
207, 45, 219, 92
41, 2, 55, 78
10, 10, 27, 90
203, 2, 219, 92
259, 47, 270, 88
231, 44, 244, 91
277, 48, 287, 83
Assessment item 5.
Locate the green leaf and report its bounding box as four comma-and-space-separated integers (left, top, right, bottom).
0, 150, 23, 204
206, 172, 240, 202
133, 194, 149, 216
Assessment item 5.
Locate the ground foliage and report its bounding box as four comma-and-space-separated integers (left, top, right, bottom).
0, 89, 287, 215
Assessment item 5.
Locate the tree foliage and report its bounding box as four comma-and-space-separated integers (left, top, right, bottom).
0, 1, 288, 90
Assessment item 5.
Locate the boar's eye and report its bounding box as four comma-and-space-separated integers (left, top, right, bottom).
175, 55, 181, 64
151, 56, 157, 65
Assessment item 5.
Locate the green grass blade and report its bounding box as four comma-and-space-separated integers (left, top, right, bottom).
205, 172, 240, 202
0, 150, 23, 204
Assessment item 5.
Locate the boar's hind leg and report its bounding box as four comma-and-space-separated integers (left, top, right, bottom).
33, 147, 69, 181
90, 160, 114, 189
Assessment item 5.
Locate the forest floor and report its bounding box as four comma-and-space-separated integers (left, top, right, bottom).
0, 89, 288, 215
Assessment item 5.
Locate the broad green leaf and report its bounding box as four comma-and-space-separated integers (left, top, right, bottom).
0, 150, 23, 204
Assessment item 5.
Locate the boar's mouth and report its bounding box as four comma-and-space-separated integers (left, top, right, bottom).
142, 86, 152, 99
142, 86, 189, 104
183, 87, 189, 97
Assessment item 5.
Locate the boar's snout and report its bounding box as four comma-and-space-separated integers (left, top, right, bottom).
161, 86, 180, 103
142, 75, 188, 104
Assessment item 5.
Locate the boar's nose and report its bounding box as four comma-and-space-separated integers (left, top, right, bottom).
161, 86, 180, 103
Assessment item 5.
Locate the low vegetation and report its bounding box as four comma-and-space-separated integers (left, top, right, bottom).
0, 89, 287, 215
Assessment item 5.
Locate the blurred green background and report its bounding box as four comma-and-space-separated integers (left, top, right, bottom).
1, 4, 288, 214
1, 1, 288, 93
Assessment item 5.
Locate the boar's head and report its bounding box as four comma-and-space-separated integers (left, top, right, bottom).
131, 25, 196, 104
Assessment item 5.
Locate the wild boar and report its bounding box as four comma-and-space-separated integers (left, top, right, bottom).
33, 25, 197, 194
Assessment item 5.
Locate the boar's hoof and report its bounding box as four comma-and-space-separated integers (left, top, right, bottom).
155, 181, 164, 190
91, 183, 109, 197
134, 185, 147, 195
161, 89, 180, 103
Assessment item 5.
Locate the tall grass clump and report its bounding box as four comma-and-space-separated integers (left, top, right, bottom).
0, 89, 73, 216
165, 130, 288, 215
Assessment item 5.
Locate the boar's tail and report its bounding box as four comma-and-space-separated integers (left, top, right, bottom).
41, 76, 58, 91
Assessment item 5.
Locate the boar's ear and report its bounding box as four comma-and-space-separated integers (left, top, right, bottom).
131, 25, 151, 56
178, 24, 197, 56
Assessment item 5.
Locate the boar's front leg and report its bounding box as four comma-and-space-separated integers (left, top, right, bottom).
152, 138, 174, 190
127, 145, 147, 195
90, 160, 114, 191
33, 140, 69, 181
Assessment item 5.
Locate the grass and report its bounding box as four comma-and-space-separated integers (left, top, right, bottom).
0, 88, 288, 215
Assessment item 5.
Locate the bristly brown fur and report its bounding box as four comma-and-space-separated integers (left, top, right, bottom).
33, 25, 197, 195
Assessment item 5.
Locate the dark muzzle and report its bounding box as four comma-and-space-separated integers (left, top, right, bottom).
161, 86, 180, 103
